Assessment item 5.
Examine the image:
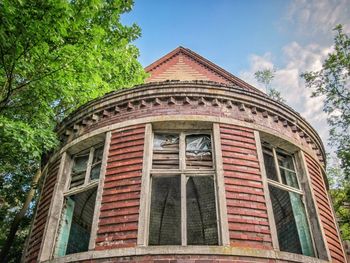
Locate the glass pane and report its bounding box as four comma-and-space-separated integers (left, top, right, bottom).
58, 187, 97, 255
93, 146, 103, 164
72, 155, 88, 174
153, 134, 179, 150
90, 163, 101, 180
269, 186, 314, 256
280, 168, 299, 189
187, 176, 218, 245
152, 134, 179, 169
186, 134, 213, 169
263, 149, 278, 181
149, 176, 181, 245
70, 154, 89, 189
277, 151, 295, 171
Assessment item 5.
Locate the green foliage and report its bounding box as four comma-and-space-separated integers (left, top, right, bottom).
254, 68, 286, 103
267, 88, 286, 103
328, 165, 350, 240
0, 0, 146, 260
254, 68, 275, 92
302, 24, 350, 240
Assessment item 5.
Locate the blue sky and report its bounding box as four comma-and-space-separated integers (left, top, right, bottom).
122, 0, 350, 154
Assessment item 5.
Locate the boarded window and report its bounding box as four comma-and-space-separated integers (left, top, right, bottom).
149, 131, 217, 246
152, 134, 179, 169
185, 134, 213, 169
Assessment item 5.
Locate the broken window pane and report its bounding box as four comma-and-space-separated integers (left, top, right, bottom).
149, 176, 181, 245
153, 134, 179, 169
269, 185, 314, 257
57, 187, 97, 256
262, 148, 278, 181
70, 154, 89, 189
186, 176, 218, 245
186, 134, 213, 169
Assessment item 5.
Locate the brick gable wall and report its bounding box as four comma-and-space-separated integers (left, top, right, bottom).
146, 53, 231, 84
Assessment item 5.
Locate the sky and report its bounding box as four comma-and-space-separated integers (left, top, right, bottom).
121, 0, 350, 155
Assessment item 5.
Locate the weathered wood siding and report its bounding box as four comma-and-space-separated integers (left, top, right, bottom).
95, 125, 145, 250
305, 153, 346, 263
220, 124, 272, 249
24, 157, 61, 263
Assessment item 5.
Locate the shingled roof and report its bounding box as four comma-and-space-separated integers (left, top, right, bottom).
145, 46, 262, 93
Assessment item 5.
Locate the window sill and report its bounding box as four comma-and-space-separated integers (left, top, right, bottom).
44, 245, 329, 263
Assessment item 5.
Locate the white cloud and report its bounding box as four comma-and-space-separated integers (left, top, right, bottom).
239, 42, 331, 149
287, 0, 350, 35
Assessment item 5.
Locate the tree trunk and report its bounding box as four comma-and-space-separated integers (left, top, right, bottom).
0, 168, 42, 263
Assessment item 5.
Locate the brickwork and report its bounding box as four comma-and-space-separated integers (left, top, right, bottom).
146, 52, 230, 84
70, 254, 289, 262
305, 153, 346, 263
95, 125, 145, 250
220, 124, 273, 250
58, 82, 325, 165
24, 157, 61, 263
24, 48, 347, 262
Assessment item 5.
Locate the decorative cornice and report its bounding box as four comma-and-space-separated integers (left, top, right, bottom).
56, 81, 326, 164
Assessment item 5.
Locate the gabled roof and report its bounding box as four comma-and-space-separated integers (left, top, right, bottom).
145, 46, 261, 93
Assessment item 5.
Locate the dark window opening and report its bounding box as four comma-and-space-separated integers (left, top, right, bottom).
186, 176, 218, 245
56, 187, 97, 256
149, 176, 181, 245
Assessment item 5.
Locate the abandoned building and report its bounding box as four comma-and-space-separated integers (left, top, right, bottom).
23, 47, 347, 263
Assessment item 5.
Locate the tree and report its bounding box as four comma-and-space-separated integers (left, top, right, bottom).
302, 24, 350, 240
254, 68, 286, 103
0, 0, 146, 261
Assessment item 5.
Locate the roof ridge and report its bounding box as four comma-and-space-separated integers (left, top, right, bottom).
145, 47, 263, 94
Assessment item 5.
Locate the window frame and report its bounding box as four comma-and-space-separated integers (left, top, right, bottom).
65, 143, 104, 195
137, 123, 229, 247
53, 141, 107, 258
261, 143, 317, 257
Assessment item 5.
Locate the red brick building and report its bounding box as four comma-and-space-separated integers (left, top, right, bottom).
24, 47, 347, 262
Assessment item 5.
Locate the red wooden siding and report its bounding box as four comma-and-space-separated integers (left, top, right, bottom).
220, 124, 272, 249
24, 157, 61, 263
305, 153, 346, 263
95, 124, 145, 250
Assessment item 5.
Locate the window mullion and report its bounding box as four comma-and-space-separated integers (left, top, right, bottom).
180, 132, 186, 171
180, 132, 186, 245
181, 173, 187, 246
85, 147, 94, 185
272, 148, 282, 183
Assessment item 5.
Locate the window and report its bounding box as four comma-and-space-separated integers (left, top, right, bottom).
148, 132, 218, 246
55, 143, 104, 256
262, 145, 315, 257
